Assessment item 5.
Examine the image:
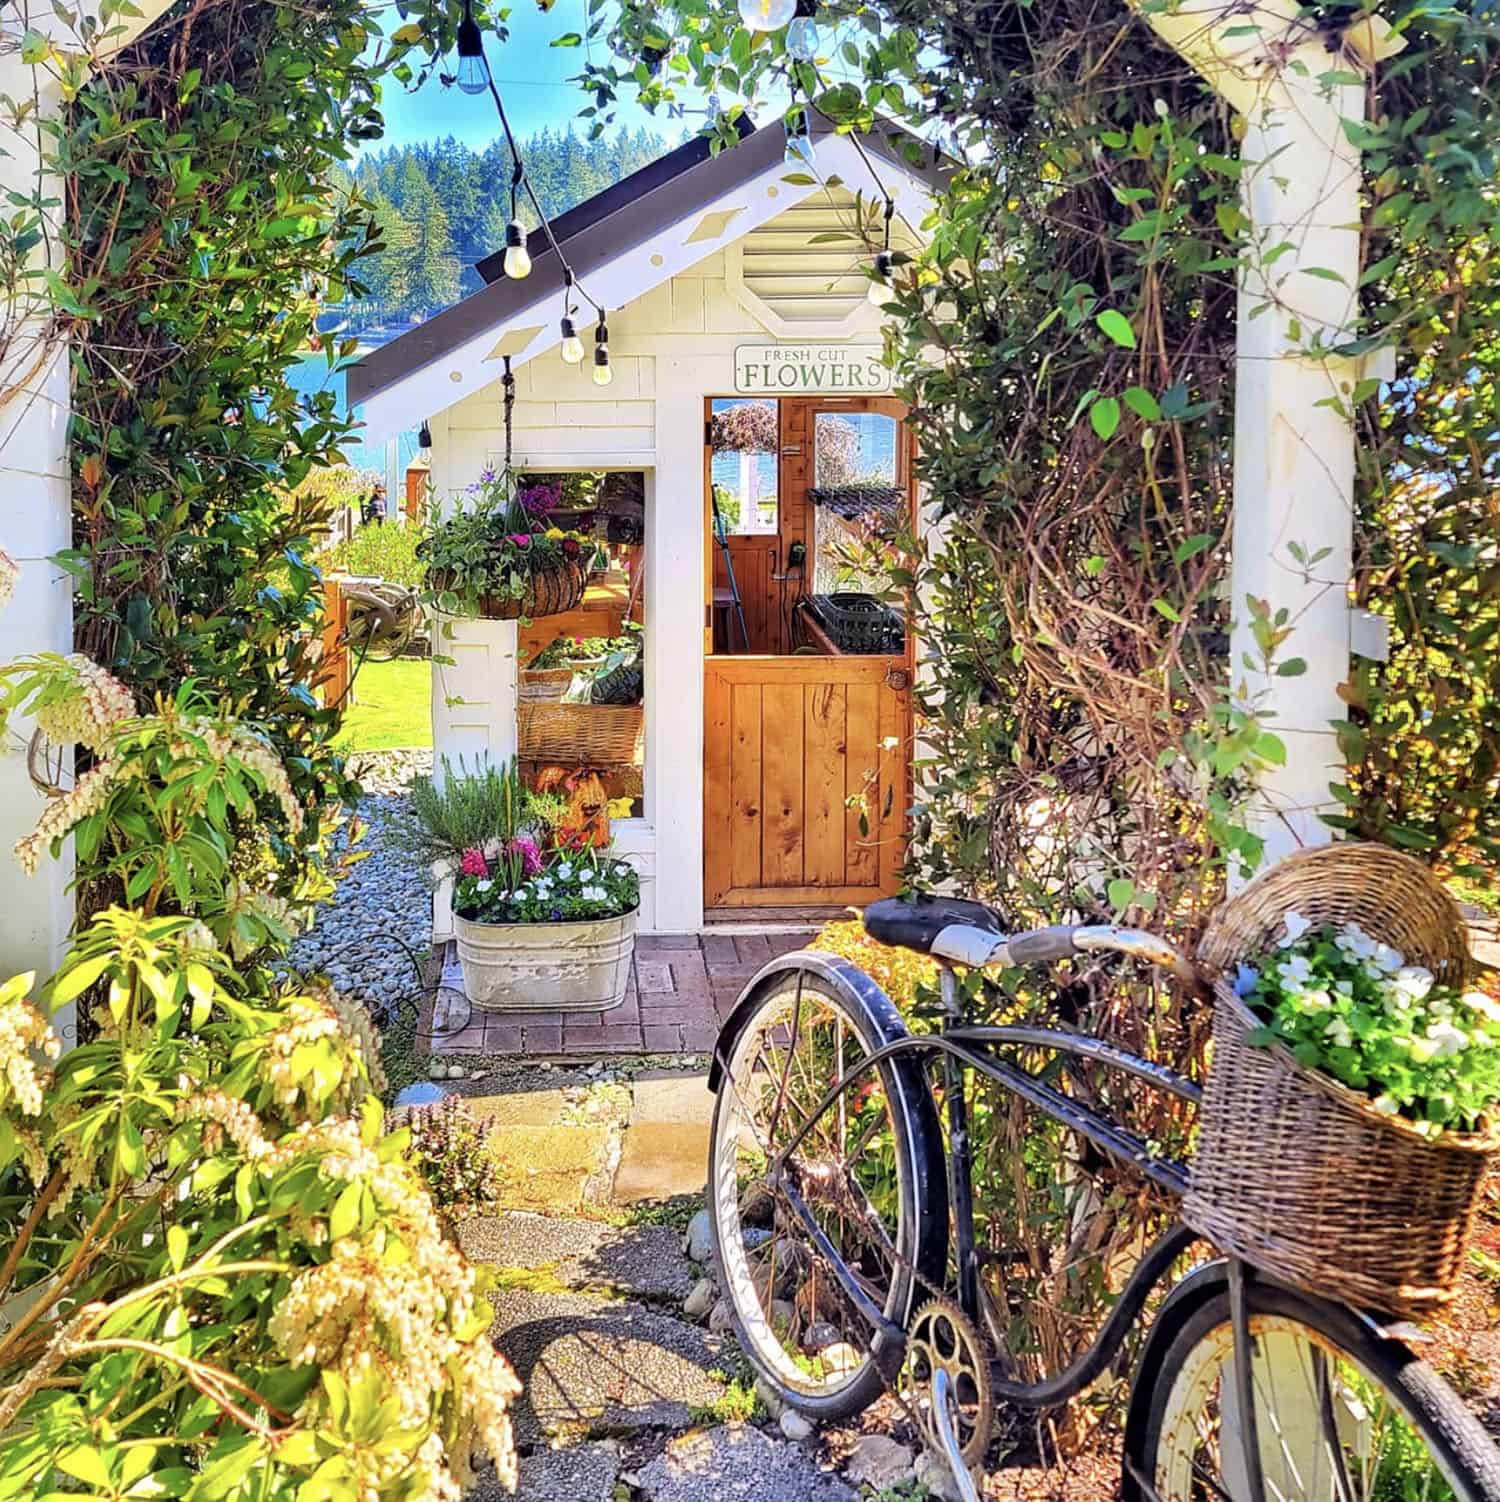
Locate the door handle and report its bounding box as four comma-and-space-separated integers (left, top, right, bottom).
885, 667, 911, 691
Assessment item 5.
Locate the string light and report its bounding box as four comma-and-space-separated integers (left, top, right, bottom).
785, 0, 819, 60
502, 219, 531, 279
738, 0, 795, 30
559, 316, 584, 364
783, 109, 815, 168
455, 1, 488, 95
593, 311, 613, 387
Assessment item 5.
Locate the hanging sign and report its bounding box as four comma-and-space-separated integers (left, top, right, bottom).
733, 344, 892, 395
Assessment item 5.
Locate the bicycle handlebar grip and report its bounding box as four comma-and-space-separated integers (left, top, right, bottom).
1004, 926, 1079, 965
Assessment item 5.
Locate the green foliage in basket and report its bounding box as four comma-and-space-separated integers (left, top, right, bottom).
420, 468, 602, 617
526, 625, 641, 671
455, 846, 640, 926
1239, 917, 1500, 1136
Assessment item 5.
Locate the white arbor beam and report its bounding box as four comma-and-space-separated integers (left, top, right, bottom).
1131, 0, 1401, 860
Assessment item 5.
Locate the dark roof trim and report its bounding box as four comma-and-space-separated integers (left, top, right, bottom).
347, 111, 950, 411
475, 115, 756, 286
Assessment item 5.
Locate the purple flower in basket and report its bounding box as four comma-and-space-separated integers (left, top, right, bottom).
508, 533, 532, 548
519, 481, 562, 519
460, 847, 489, 879
480, 468, 496, 484
508, 835, 543, 876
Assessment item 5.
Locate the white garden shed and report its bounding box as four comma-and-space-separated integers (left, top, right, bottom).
350, 116, 946, 937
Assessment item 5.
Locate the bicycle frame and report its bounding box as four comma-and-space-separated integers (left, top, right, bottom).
768, 962, 1203, 1412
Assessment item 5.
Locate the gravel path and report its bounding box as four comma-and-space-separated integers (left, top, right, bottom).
288, 748, 434, 1021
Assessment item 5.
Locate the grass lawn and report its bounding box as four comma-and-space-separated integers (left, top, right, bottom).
336, 657, 431, 752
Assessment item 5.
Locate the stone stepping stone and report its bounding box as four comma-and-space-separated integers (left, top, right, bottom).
483, 1124, 616, 1214
459, 1211, 696, 1303
489, 1287, 727, 1448
632, 1423, 857, 1502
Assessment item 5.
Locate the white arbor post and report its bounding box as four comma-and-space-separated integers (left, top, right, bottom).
1134, 0, 1400, 862
0, 1, 170, 995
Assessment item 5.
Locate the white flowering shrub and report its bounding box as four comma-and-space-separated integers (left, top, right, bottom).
0, 908, 520, 1499
1238, 912, 1500, 1135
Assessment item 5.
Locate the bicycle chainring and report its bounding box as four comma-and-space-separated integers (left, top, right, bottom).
900, 1294, 994, 1469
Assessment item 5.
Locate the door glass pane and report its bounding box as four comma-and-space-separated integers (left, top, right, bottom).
812, 411, 902, 596
814, 410, 898, 487
709, 398, 778, 537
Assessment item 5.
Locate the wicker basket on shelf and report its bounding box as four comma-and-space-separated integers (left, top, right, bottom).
1185, 843, 1493, 1318
519, 665, 573, 703
517, 702, 643, 765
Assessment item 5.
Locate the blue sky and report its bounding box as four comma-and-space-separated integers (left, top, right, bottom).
372, 0, 707, 151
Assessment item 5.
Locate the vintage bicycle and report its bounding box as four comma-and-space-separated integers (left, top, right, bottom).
705, 895, 1500, 1501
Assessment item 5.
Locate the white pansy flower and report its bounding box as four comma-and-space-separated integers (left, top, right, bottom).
557, 862, 573, 878
1279, 910, 1312, 947
1392, 965, 1434, 1001
1335, 924, 1378, 962
1324, 1017, 1354, 1049
1425, 1019, 1467, 1059
1370, 941, 1405, 974
1299, 989, 1333, 1012
475, 879, 493, 892
1277, 954, 1314, 989
1371, 1094, 1400, 1116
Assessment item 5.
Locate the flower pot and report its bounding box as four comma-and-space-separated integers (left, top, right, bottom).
453, 906, 637, 1013
429, 558, 589, 621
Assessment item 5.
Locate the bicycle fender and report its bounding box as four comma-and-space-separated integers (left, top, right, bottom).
706, 949, 914, 1093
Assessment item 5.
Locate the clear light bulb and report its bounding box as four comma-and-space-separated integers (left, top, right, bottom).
785, 16, 819, 59
738, 0, 796, 30
502, 221, 531, 279
455, 17, 489, 95
559, 317, 585, 364
593, 346, 614, 386
868, 250, 896, 307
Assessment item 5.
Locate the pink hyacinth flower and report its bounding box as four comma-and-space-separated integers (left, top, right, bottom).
460, 848, 489, 878
508, 835, 543, 876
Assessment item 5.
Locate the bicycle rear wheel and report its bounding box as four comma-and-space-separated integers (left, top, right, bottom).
1124, 1278, 1500, 1501
708, 963, 947, 1422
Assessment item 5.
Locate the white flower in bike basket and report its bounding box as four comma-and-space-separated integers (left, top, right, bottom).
1232, 963, 1259, 997
1279, 910, 1312, 947
1461, 990, 1500, 1025
1372, 1093, 1401, 1115
1392, 965, 1435, 1003
1276, 953, 1315, 990
1324, 1016, 1354, 1049
1335, 923, 1379, 962
1371, 941, 1406, 974
1425, 1019, 1468, 1059
1299, 988, 1333, 1013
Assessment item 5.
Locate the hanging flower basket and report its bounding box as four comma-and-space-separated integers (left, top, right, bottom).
1185, 843, 1496, 1318
468, 558, 589, 621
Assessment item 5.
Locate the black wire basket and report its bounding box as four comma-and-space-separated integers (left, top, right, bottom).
809, 592, 905, 654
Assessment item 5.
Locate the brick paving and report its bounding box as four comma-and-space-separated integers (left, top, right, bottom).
427, 931, 815, 1058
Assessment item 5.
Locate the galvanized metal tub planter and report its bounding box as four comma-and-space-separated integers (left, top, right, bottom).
453, 905, 638, 1012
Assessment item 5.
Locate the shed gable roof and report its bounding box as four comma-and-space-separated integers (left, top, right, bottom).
347, 114, 946, 427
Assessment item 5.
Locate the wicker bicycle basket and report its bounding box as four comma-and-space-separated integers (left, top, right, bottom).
1185, 843, 1493, 1317
517, 702, 643, 766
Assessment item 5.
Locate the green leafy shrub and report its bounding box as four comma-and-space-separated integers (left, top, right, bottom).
407, 1097, 503, 1221
328, 520, 426, 591
0, 908, 519, 1501
810, 918, 937, 1011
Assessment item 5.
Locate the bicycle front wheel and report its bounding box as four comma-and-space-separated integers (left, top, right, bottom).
1125, 1278, 1500, 1501
708, 963, 947, 1422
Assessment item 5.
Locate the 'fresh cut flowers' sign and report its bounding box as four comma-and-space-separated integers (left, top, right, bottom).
733, 344, 892, 394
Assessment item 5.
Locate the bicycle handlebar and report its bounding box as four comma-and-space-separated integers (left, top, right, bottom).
930, 921, 1204, 992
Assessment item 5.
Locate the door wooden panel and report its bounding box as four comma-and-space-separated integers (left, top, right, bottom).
704, 655, 909, 907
